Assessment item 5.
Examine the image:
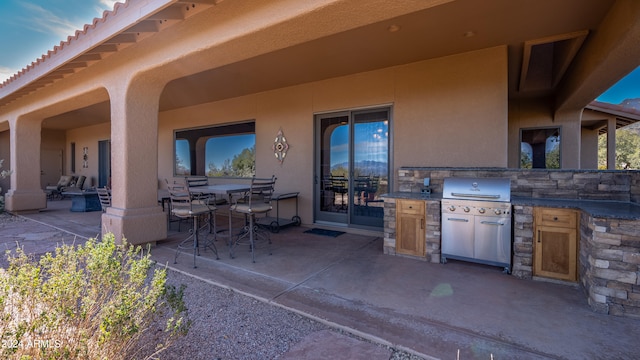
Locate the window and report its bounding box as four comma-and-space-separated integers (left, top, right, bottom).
520, 127, 561, 169
70, 142, 76, 173
174, 121, 255, 177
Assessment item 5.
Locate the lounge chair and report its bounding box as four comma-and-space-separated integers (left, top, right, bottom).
45, 175, 76, 200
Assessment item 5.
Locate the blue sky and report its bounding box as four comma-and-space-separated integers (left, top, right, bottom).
596, 67, 640, 104
0, 1, 638, 105
0, 0, 116, 83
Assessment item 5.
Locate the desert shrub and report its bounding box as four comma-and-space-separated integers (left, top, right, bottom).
0, 233, 190, 359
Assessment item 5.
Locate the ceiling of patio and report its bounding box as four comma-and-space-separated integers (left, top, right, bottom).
158, 0, 615, 111
43, 0, 617, 129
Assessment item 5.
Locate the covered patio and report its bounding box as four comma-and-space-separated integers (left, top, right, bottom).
11, 201, 640, 359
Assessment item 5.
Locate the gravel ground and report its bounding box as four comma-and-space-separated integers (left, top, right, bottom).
1, 212, 425, 360
149, 269, 425, 360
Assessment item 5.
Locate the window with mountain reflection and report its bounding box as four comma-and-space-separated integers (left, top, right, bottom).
174, 121, 255, 177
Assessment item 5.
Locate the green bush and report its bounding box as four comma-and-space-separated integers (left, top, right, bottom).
0, 233, 190, 359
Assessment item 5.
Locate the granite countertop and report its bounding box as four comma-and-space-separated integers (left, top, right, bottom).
382, 192, 640, 220
511, 197, 640, 220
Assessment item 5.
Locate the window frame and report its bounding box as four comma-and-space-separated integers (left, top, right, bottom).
519, 126, 562, 169
173, 120, 256, 178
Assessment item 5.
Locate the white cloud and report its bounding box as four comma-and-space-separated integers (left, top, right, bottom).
100, 0, 118, 9
97, 1, 118, 14
0, 66, 19, 84
20, 3, 84, 39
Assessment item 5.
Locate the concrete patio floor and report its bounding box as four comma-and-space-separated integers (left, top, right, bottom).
11, 199, 640, 359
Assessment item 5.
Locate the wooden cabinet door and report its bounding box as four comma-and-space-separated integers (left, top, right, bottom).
534, 213, 578, 281
396, 200, 425, 257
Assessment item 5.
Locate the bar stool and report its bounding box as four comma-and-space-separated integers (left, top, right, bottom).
168, 183, 219, 268
229, 176, 276, 262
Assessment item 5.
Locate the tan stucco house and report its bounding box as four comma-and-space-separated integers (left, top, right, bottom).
1, 0, 640, 246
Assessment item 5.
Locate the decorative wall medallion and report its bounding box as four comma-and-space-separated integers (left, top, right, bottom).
82, 147, 89, 168
272, 128, 289, 164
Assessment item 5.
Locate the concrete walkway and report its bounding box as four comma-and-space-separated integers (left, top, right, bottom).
9, 200, 640, 359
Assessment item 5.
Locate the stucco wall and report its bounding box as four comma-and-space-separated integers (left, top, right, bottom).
40, 129, 66, 189
581, 127, 599, 169
158, 46, 508, 225
65, 122, 111, 189
508, 98, 594, 169
393, 46, 508, 168
508, 98, 554, 168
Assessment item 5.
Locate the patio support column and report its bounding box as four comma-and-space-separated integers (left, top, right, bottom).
102, 75, 166, 245
5, 116, 47, 213
554, 110, 582, 169
606, 117, 616, 170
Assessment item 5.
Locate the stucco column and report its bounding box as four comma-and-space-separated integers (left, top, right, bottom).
102, 76, 166, 245
5, 116, 47, 212
554, 110, 582, 169
606, 117, 616, 170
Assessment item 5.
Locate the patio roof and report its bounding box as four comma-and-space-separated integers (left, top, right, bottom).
2, 0, 638, 121
0, 0, 221, 106
584, 100, 640, 135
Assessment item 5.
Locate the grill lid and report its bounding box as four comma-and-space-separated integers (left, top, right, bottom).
442, 177, 511, 202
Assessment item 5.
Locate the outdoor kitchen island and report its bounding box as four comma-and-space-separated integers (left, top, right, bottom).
382, 167, 640, 318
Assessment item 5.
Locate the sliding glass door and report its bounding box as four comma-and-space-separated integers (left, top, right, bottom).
314, 107, 390, 229
98, 140, 111, 188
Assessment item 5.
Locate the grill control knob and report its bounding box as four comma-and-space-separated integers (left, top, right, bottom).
463, 206, 470, 213
448, 205, 456, 211
494, 209, 502, 215
478, 208, 485, 214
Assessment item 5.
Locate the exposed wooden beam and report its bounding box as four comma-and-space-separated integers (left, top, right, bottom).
124, 21, 160, 34
104, 33, 138, 44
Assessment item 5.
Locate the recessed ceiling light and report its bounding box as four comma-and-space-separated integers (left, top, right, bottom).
387, 24, 401, 33
464, 31, 476, 38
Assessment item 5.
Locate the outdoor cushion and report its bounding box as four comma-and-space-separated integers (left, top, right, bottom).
230, 202, 272, 214
58, 175, 73, 187
46, 175, 75, 191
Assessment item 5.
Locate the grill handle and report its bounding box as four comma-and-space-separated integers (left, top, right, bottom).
480, 221, 504, 226
450, 193, 502, 199
446, 218, 469, 222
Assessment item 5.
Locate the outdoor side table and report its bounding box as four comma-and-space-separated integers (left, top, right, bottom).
256, 192, 301, 233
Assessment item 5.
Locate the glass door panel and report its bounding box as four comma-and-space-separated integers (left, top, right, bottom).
351, 110, 389, 227
315, 113, 349, 224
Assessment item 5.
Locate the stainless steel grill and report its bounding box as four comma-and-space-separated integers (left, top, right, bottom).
441, 177, 512, 273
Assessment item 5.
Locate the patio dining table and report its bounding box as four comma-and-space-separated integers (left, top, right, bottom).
188, 184, 254, 252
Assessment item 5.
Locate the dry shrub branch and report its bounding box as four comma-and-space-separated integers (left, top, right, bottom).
0, 233, 190, 359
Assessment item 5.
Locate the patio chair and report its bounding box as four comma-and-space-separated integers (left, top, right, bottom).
75, 175, 87, 190
65, 175, 87, 193
229, 176, 276, 262
45, 175, 76, 200
331, 176, 348, 211
164, 179, 190, 231
168, 183, 219, 268
96, 187, 111, 212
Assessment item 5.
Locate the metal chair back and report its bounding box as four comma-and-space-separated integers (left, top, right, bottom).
167, 182, 216, 218
96, 187, 111, 211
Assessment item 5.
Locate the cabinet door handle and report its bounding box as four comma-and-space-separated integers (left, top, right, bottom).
537, 230, 541, 243
421, 219, 424, 229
